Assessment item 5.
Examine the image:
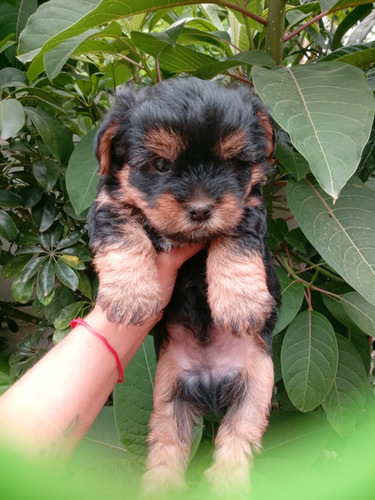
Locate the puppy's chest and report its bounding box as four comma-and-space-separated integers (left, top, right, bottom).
144, 222, 175, 252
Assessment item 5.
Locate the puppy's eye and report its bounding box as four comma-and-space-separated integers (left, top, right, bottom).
152, 158, 172, 173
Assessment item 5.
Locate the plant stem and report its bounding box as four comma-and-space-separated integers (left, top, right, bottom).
292, 252, 346, 283
265, 0, 287, 65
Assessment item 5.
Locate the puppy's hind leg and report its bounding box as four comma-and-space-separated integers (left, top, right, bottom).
205, 336, 274, 496
142, 350, 198, 494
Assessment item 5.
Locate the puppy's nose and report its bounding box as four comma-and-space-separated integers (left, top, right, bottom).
187, 202, 213, 222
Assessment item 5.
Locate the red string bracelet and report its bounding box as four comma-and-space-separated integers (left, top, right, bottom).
71, 318, 124, 383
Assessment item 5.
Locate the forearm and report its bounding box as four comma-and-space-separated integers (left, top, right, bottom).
0, 307, 158, 461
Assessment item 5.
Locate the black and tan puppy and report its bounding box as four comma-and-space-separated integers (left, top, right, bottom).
88, 77, 280, 493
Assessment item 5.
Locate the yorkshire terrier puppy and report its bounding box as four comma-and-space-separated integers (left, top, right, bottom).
88, 77, 280, 493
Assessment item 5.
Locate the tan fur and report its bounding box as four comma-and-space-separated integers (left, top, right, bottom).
93, 220, 161, 324
143, 350, 194, 492
256, 111, 275, 162
116, 165, 148, 210
97, 122, 119, 175
144, 127, 187, 161
206, 238, 274, 334
216, 129, 248, 160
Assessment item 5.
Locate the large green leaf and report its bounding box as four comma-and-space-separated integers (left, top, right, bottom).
0, 209, 18, 241
33, 160, 60, 192
66, 127, 99, 216
24, 107, 73, 163
0, 67, 27, 89
0, 99, 25, 140
253, 63, 374, 199
321, 334, 368, 436
281, 310, 338, 412
287, 177, 375, 307
273, 266, 304, 335
320, 42, 375, 68
323, 291, 375, 336
114, 335, 156, 469
37, 259, 55, 297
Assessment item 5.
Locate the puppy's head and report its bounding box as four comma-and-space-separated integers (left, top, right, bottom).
96, 77, 275, 243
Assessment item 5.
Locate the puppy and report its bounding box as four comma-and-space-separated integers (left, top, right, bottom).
88, 77, 281, 493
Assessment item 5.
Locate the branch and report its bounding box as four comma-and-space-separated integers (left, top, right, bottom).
216, 0, 267, 24
284, 10, 329, 42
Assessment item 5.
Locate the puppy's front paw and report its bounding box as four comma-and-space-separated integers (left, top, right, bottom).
97, 283, 161, 325
207, 242, 274, 334
93, 239, 161, 325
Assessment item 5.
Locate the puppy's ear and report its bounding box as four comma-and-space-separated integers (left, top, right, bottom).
95, 120, 120, 175
94, 89, 137, 175
256, 109, 276, 163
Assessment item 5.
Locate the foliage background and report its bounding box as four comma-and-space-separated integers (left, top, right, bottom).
0, 0, 374, 495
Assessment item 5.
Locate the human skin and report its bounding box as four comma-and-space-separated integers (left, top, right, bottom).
0, 244, 202, 461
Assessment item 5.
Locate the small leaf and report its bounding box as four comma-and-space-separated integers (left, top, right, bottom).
322, 334, 368, 436
18, 186, 43, 208
62, 245, 92, 262
54, 301, 86, 330
46, 285, 75, 323
60, 254, 85, 270
0, 68, 27, 89
37, 259, 55, 297
16, 231, 39, 247
0, 189, 24, 209
33, 160, 60, 191
24, 107, 73, 163
114, 335, 156, 469
39, 223, 63, 251
20, 255, 47, 282
77, 272, 92, 300
323, 291, 375, 336
0, 209, 18, 241
273, 266, 305, 335
2, 254, 33, 279
55, 258, 79, 291
56, 231, 83, 250
11, 276, 34, 304
0, 372, 10, 396
0, 99, 25, 140
276, 145, 310, 181
32, 194, 56, 232
281, 310, 338, 412
66, 127, 99, 216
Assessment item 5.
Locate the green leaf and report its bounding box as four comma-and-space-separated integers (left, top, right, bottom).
24, 107, 74, 163
0, 67, 27, 88
55, 258, 79, 291
195, 50, 275, 79
56, 231, 83, 250
323, 291, 375, 336
20, 255, 47, 282
18, 186, 43, 208
60, 254, 85, 271
16, 230, 39, 247
321, 42, 375, 68
114, 335, 156, 469
39, 223, 63, 251
32, 194, 56, 232
11, 276, 34, 304
54, 301, 85, 330
321, 334, 368, 436
253, 63, 374, 199
77, 272, 92, 300
46, 285, 75, 323
0, 99, 25, 140
36, 285, 55, 306
62, 245, 92, 262
2, 253, 33, 279
158, 44, 216, 73
18, 0, 211, 64
281, 310, 338, 412
331, 4, 374, 51
0, 189, 23, 209
287, 177, 375, 307
37, 259, 55, 297
33, 160, 60, 191
0, 371, 10, 396
276, 145, 310, 181
0, 209, 18, 241
273, 266, 304, 335
66, 127, 99, 216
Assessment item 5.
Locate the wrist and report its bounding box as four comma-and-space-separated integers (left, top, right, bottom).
79, 305, 160, 369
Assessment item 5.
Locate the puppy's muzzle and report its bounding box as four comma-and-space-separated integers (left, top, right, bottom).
187, 201, 213, 222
